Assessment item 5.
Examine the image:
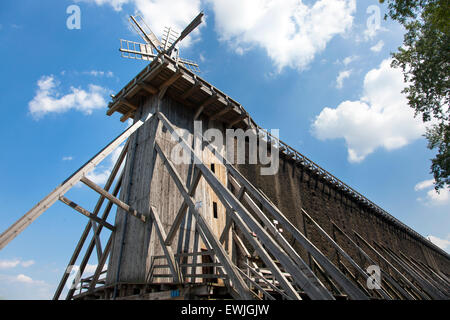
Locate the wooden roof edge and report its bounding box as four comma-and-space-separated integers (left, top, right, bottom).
107, 54, 245, 122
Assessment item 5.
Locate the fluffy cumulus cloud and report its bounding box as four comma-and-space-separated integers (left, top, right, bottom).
28, 75, 108, 119
427, 235, 450, 251
415, 179, 450, 206
0, 273, 51, 299
79, 0, 355, 71
312, 59, 425, 163
77, 0, 203, 47
208, 0, 356, 71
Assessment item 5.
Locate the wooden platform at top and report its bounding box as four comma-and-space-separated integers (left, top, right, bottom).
107, 54, 249, 128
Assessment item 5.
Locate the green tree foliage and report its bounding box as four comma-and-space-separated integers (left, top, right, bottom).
380, 0, 449, 190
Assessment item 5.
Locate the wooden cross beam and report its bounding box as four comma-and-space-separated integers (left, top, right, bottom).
153, 141, 254, 299
81, 176, 147, 223
228, 176, 334, 300
148, 206, 183, 283
0, 112, 153, 252
299, 208, 391, 299
330, 221, 415, 300
59, 196, 115, 231
54, 142, 128, 300
157, 112, 303, 300
165, 168, 202, 246
353, 231, 429, 300
181, 76, 201, 100
88, 234, 114, 292
185, 115, 368, 300
376, 242, 445, 299
398, 252, 449, 295
194, 91, 218, 120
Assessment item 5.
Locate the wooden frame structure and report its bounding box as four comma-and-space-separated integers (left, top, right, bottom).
0, 54, 448, 300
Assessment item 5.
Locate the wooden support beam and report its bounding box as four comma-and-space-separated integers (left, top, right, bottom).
228, 176, 334, 300
399, 252, 449, 294
157, 113, 302, 300
353, 231, 429, 300
138, 82, 158, 95
311, 257, 343, 296
410, 256, 450, 287
153, 142, 253, 299
188, 120, 368, 300
331, 221, 415, 300
53, 142, 128, 300
120, 98, 138, 110
59, 196, 115, 231
299, 208, 391, 299
210, 101, 233, 120
106, 98, 137, 116
376, 243, 445, 299
330, 221, 415, 300
220, 186, 245, 245
181, 77, 201, 100
194, 92, 218, 120
165, 168, 202, 246
0, 112, 152, 251
120, 110, 135, 122
88, 234, 113, 291
141, 59, 169, 83
65, 175, 123, 300
89, 221, 103, 261
81, 176, 147, 223
236, 268, 275, 300
159, 69, 183, 91
149, 206, 183, 283
219, 208, 234, 245
228, 112, 248, 127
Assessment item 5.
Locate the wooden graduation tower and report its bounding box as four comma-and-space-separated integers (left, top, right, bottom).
1, 12, 449, 300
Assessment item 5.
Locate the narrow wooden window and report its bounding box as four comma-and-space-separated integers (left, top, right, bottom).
213, 202, 218, 219
210, 163, 215, 173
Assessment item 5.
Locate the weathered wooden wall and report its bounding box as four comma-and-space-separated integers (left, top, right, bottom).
236, 153, 450, 283
106, 92, 448, 290
106, 95, 230, 285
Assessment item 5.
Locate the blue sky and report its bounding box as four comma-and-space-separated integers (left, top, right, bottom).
0, 0, 448, 299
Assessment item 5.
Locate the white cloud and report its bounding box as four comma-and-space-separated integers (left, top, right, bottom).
75, 0, 130, 11
0, 259, 20, 269
0, 273, 51, 299
312, 58, 425, 163
20, 260, 35, 267
336, 69, 352, 89
427, 235, 450, 251
85, 144, 125, 185
342, 55, 358, 66
370, 40, 384, 52
83, 70, 114, 77
62, 156, 73, 161
209, 0, 356, 72
16, 274, 35, 284
77, 1, 356, 71
28, 75, 108, 119
414, 179, 435, 191
0, 259, 35, 269
78, 0, 203, 47
415, 179, 449, 206
0, 273, 46, 286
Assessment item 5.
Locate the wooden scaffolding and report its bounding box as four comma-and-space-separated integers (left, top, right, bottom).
0, 54, 448, 301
